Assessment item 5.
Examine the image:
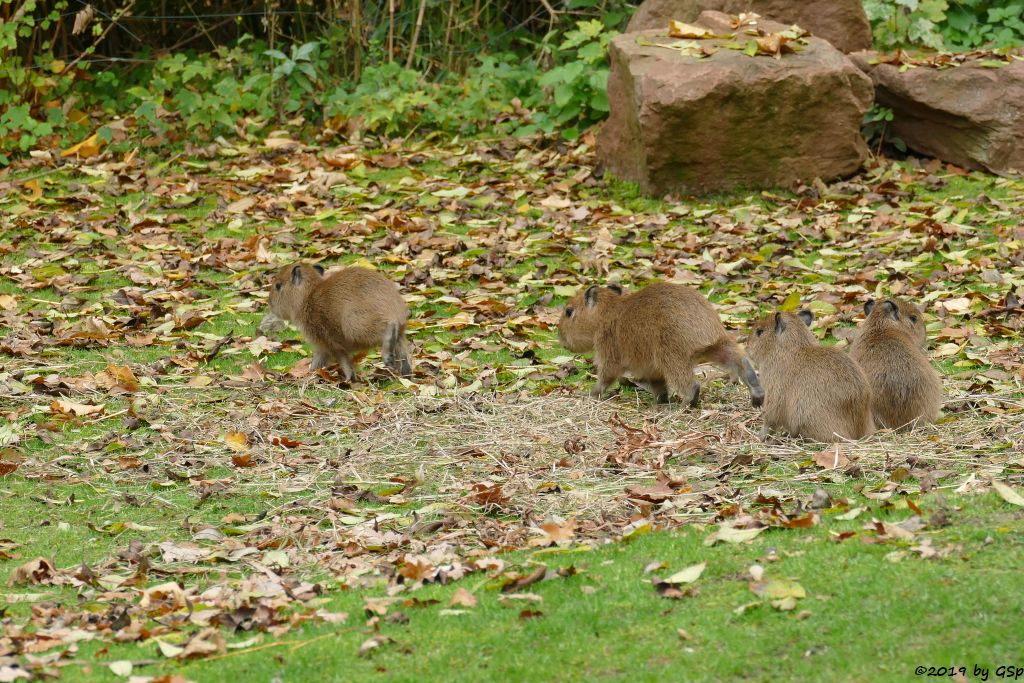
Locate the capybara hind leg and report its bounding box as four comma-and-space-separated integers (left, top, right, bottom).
336, 353, 356, 382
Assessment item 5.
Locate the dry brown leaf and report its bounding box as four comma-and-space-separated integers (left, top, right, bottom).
7, 557, 57, 586
449, 587, 478, 608
812, 445, 850, 469
50, 399, 104, 417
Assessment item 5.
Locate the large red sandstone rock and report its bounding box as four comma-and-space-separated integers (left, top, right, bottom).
627, 0, 872, 54
851, 52, 1024, 175
597, 12, 873, 197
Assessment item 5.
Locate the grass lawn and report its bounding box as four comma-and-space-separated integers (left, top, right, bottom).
0, 134, 1022, 682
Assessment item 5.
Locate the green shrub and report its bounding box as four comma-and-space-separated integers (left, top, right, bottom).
528, 19, 614, 140
865, 0, 1024, 50
0, 7, 621, 158
942, 0, 1024, 49
0, 0, 82, 162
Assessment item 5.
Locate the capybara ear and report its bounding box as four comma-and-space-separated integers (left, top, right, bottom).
313, 264, 325, 276
797, 309, 814, 327
774, 311, 785, 334
883, 300, 900, 320
607, 284, 623, 295
864, 299, 876, 316
291, 264, 303, 285
584, 285, 600, 308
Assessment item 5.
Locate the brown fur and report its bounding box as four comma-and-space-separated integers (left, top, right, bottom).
557, 283, 764, 407
850, 298, 942, 430
266, 262, 411, 379
747, 310, 873, 442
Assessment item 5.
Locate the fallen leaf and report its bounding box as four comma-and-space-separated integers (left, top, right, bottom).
750, 579, 806, 600
7, 557, 57, 586
61, 132, 104, 158
992, 481, 1024, 506
449, 587, 478, 608
108, 661, 133, 677
50, 399, 104, 417
835, 506, 865, 521
668, 20, 714, 38
704, 524, 765, 546
358, 635, 393, 657
20, 179, 42, 202
662, 562, 706, 585
223, 431, 249, 452
812, 445, 850, 469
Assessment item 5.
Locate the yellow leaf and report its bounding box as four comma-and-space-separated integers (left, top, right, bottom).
21, 179, 42, 202
67, 109, 89, 125
750, 579, 806, 600
668, 20, 714, 38
224, 431, 249, 452
61, 132, 104, 159
780, 291, 801, 311
50, 59, 66, 73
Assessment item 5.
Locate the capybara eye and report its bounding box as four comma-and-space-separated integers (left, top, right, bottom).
755, 328, 764, 337
565, 307, 574, 318
275, 283, 282, 291
909, 315, 918, 323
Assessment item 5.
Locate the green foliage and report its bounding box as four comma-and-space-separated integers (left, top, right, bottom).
0, 0, 79, 162
116, 42, 274, 135
265, 41, 323, 115
530, 19, 614, 140
865, 0, 1024, 50
323, 62, 447, 136
322, 56, 539, 137
942, 0, 1024, 49
0, 5, 622, 157
861, 105, 906, 153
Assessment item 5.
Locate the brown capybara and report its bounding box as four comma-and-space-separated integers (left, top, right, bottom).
558, 283, 763, 407
850, 298, 942, 430
264, 262, 411, 379
747, 310, 873, 442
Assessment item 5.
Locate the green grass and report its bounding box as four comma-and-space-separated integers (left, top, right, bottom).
6, 488, 1020, 682
1, 138, 1022, 682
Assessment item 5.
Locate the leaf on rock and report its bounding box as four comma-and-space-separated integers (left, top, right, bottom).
668, 20, 715, 38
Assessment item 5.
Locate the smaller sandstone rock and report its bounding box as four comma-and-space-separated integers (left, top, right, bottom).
851, 52, 1024, 176
627, 0, 871, 54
